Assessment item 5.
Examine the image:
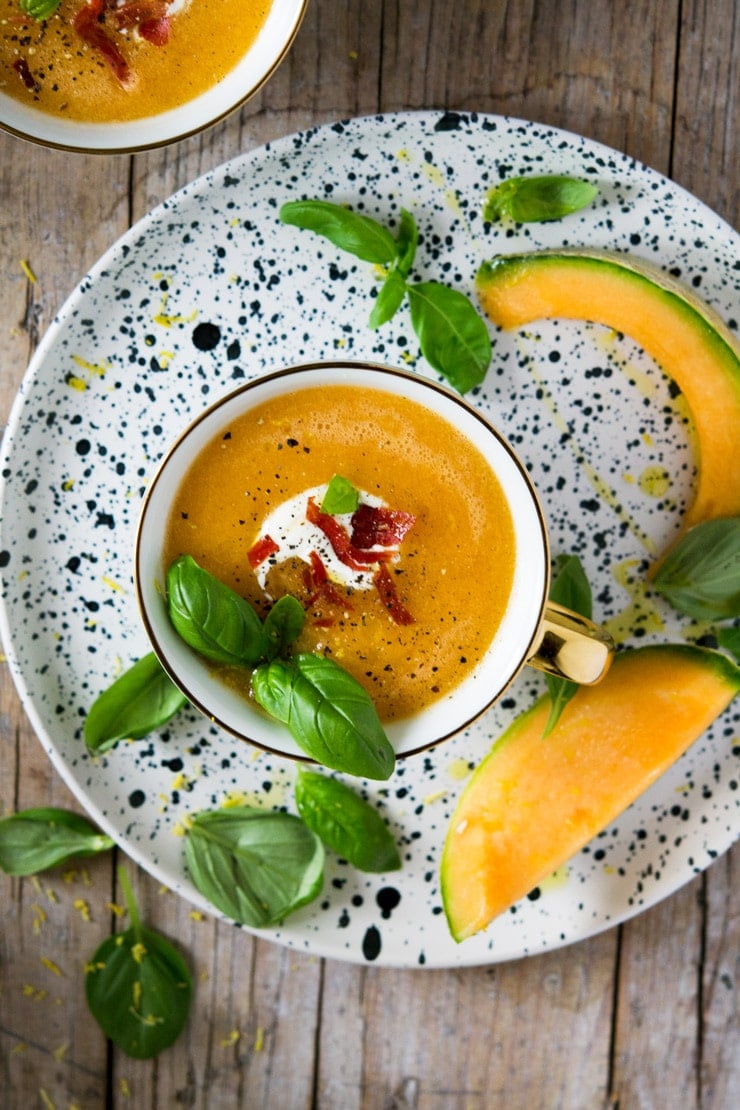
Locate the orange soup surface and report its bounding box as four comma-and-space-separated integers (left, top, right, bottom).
0, 0, 270, 122
163, 385, 517, 723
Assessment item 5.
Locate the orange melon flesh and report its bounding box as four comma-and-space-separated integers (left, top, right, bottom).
440, 645, 740, 942
476, 251, 740, 533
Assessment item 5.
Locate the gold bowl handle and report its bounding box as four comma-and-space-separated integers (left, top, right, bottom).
527, 602, 614, 685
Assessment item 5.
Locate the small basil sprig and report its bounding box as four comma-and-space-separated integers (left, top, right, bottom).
85, 867, 192, 1059
252, 654, 395, 780
653, 518, 740, 620
84, 652, 188, 754
543, 554, 593, 737
167, 554, 268, 665
19, 0, 61, 20
279, 199, 490, 393
483, 175, 598, 223
321, 474, 360, 515
184, 807, 325, 926
0, 807, 114, 876
295, 769, 401, 872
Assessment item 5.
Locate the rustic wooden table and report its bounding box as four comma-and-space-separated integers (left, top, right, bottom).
1, 1, 737, 1107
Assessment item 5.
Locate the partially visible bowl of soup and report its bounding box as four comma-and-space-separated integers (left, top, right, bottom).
0, 0, 307, 151
136, 361, 613, 760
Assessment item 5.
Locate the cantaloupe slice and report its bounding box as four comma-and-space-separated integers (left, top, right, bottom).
476, 250, 740, 533
440, 644, 740, 942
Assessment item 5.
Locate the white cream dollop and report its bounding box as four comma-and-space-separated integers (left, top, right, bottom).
253, 486, 397, 598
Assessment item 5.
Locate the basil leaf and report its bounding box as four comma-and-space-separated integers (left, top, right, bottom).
483, 175, 598, 223
184, 807, 324, 926
718, 625, 740, 662
653, 518, 740, 619
542, 555, 593, 737
262, 594, 305, 659
279, 200, 398, 264
395, 208, 419, 278
85, 868, 191, 1059
368, 268, 408, 329
19, 0, 61, 20
0, 807, 114, 876
84, 652, 188, 754
167, 554, 267, 666
321, 474, 360, 514
295, 769, 401, 872
406, 281, 491, 394
252, 654, 395, 780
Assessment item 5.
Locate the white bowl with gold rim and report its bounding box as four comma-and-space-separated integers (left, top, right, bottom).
0, 0, 307, 152
135, 361, 613, 763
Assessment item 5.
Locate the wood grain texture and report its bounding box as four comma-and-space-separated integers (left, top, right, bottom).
0, 1, 737, 1107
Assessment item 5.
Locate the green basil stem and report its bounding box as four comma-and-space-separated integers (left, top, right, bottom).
118, 864, 141, 931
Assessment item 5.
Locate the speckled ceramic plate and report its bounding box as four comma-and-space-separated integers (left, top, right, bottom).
1, 111, 738, 968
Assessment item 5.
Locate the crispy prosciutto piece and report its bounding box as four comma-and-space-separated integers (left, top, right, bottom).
111, 0, 169, 28
306, 497, 394, 570
350, 503, 416, 549
73, 1, 135, 90
138, 16, 171, 45
305, 551, 349, 609
111, 2, 171, 44
373, 564, 415, 625
248, 534, 280, 569
12, 58, 40, 93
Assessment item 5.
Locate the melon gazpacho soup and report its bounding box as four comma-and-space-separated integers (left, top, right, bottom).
0, 0, 270, 122
162, 384, 517, 724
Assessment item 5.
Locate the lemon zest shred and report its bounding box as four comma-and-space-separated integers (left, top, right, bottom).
220, 1028, 240, 1048
73, 899, 92, 922
39, 1088, 55, 1110
40, 956, 63, 977
20, 259, 37, 283
101, 576, 126, 594
31, 903, 47, 934
254, 1026, 265, 1052
52, 1042, 69, 1062
131, 942, 147, 964
422, 789, 446, 806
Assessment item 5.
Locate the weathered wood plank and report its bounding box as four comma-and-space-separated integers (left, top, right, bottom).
0, 137, 130, 1110
606, 0, 737, 1104
673, 0, 739, 224
701, 851, 739, 1109
610, 879, 706, 1109
378, 0, 677, 172
317, 929, 617, 1108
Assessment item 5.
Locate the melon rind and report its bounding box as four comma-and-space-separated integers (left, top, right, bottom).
476, 250, 740, 534
440, 644, 740, 942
